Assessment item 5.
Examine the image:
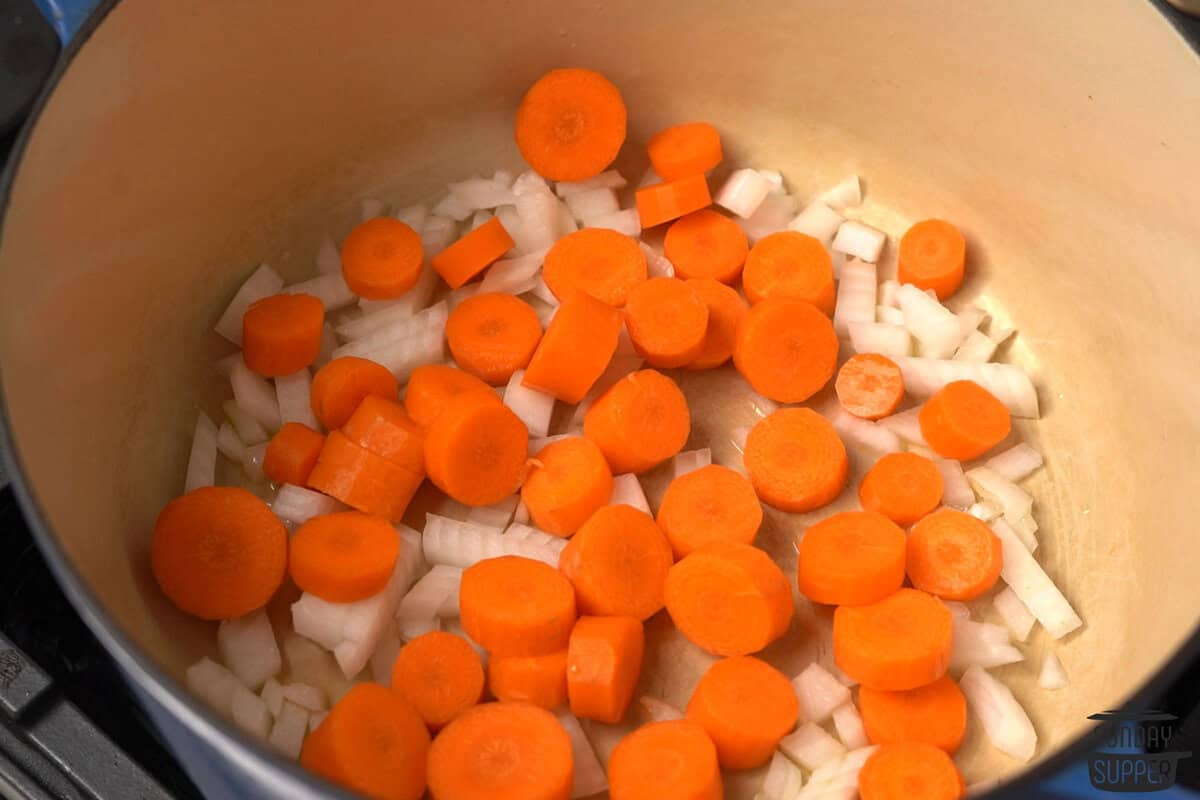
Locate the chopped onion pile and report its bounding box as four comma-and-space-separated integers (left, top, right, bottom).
275, 369, 319, 429
960, 665, 1038, 762
779, 722, 847, 771
992, 520, 1082, 639
715, 168, 773, 219
762, 751, 805, 800
504, 370, 556, 437
795, 745, 878, 800
788, 202, 843, 245
832, 260, 876, 336
893, 357, 1039, 418
217, 609, 281, 690
986, 443, 1045, 483
992, 586, 1037, 641
831, 220, 886, 263
950, 617, 1024, 671
831, 703, 868, 750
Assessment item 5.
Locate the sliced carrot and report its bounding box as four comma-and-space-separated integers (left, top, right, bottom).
404, 363, 500, 429
558, 504, 674, 620
150, 486, 288, 620
656, 464, 763, 558
858, 675, 968, 754
446, 292, 543, 385
636, 174, 712, 229
340, 217, 424, 300
664, 209, 748, 284
522, 288, 623, 403
460, 555, 577, 657
521, 436, 613, 537
289, 511, 400, 603
686, 655, 799, 769
906, 508, 1003, 601
582, 369, 690, 474
307, 430, 424, 521
797, 511, 907, 606
664, 542, 792, 657
858, 741, 965, 800
684, 278, 749, 370
310, 355, 399, 430
898, 219, 967, 300
833, 587, 952, 691
391, 630, 486, 730
858, 452, 944, 527
424, 393, 528, 507
743, 407, 848, 512
607, 719, 723, 800
836, 353, 905, 420
262, 422, 325, 486
647, 122, 723, 181
242, 293, 324, 377
918, 380, 1011, 460
432, 217, 515, 289
426, 701, 574, 800
741, 231, 836, 312
515, 67, 627, 182
733, 296, 839, 403
301, 682, 430, 800
566, 615, 645, 724
623, 277, 709, 368
542, 228, 648, 307
487, 650, 568, 710
342, 394, 426, 474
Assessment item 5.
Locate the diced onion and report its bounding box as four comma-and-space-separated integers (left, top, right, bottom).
185, 412, 219, 493
448, 176, 518, 211
231, 360, 282, 431
432, 190, 475, 222
986, 443, 1044, 483
338, 288, 445, 342
876, 406, 927, 447
501, 523, 570, 567
1039, 652, 1069, 690
420, 215, 459, 257
876, 305, 904, 326
993, 586, 1037, 641
469, 210, 493, 231
957, 305, 989, 336
878, 280, 901, 309
186, 657, 239, 714
555, 170, 628, 197
934, 458, 976, 509
275, 369, 320, 430
218, 609, 281, 690
316, 234, 341, 275
281, 682, 326, 712
504, 369, 556, 437
397, 563, 463, 622
892, 356, 1040, 418
960, 664, 1038, 762
556, 201, 578, 236
242, 442, 268, 483
831, 220, 886, 263
515, 187, 562, 252
991, 519, 1082, 639
759, 169, 785, 192
637, 696, 685, 722
214, 264, 285, 345
792, 663, 851, 723
421, 515, 505, 568
272, 484, 346, 525
832, 259, 876, 336
968, 501, 1002, 522
585, 208, 641, 238
715, 168, 772, 219
991, 326, 1016, 346
780, 722, 847, 771
672, 448, 712, 478
797, 745, 879, 800
231, 684, 273, 740
216, 421, 246, 462
1009, 513, 1039, 551
966, 466, 1033, 520
480, 248, 550, 295
565, 187, 620, 223
736, 193, 800, 243
610, 474, 651, 515
820, 175, 862, 210
848, 321, 910, 358
787, 202, 843, 245
763, 751, 805, 800
828, 407, 902, 455
943, 600, 971, 620
465, 495, 521, 529
268, 700, 309, 759
896, 284, 964, 359
639, 242, 676, 278
260, 677, 284, 717
394, 204, 429, 232
831, 703, 869, 750
953, 329, 998, 363
557, 712, 608, 798
334, 304, 447, 379
283, 272, 356, 311
446, 284, 480, 311
397, 617, 441, 642
950, 618, 1024, 670
370, 623, 402, 687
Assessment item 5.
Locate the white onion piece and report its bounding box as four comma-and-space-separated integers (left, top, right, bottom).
502, 524, 570, 566
1009, 514, 1039, 551
394, 204, 429, 232
231, 361, 282, 431
397, 617, 440, 641
585, 208, 641, 238
220, 401, 267, 451
966, 466, 1033, 520
529, 434, 571, 455
510, 171, 549, 196
610, 474, 651, 515
896, 284, 964, 359
504, 369, 555, 437
960, 665, 1038, 762
876, 406, 927, 447
991, 325, 1016, 346
876, 305, 904, 326
672, 448, 712, 478
1039, 652, 1069, 689
993, 586, 1036, 641
565, 187, 620, 223
832, 259, 876, 336
787, 202, 843, 245
334, 305, 447, 379
370, 623, 402, 687
338, 288, 444, 342
466, 495, 521, 530
943, 600, 971, 620
449, 176, 517, 211
968, 501, 1003, 522
185, 412, 218, 493
361, 198, 386, 220
515, 187, 561, 252
480, 249, 549, 295
283, 272, 356, 311
763, 750, 805, 799
831, 703, 868, 750
878, 280, 901, 309
218, 609, 281, 690
736, 193, 800, 243
281, 683, 325, 712
780, 722, 847, 771
421, 515, 505, 568
934, 458, 975, 509
992, 519, 1082, 639
715, 168, 772, 218
432, 190, 474, 222
268, 701, 309, 759
831, 220, 886, 263
421, 215, 458, 258
556, 170, 627, 197
469, 210, 494, 231
797, 745, 879, 800
953, 329, 998, 363
828, 407, 902, 454
638, 242, 675, 278
637, 696, 685, 722
241, 442, 267, 483
397, 564, 463, 623
556, 201, 577, 237
759, 169, 785, 192
820, 175, 862, 210
216, 422, 246, 462
793, 663, 851, 723
956, 305, 989, 335
492, 170, 515, 188
186, 657, 239, 714
528, 276, 560, 310
848, 321, 910, 358
557, 711, 608, 798
231, 684, 273, 740
893, 357, 1039, 418
214, 264, 284, 345
260, 678, 284, 717
316, 234, 341, 275
272, 484, 345, 525
986, 443, 1044, 483
950, 618, 1024, 670
275, 369, 319, 430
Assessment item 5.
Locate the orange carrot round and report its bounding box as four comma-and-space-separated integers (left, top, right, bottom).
733, 296, 839, 403
300, 682, 430, 800
685, 278, 749, 370
487, 650, 568, 710
636, 174, 712, 229
743, 407, 848, 512
918, 380, 1011, 460
558, 504, 673, 621
898, 219, 967, 300
308, 430, 424, 521
566, 615, 645, 724
797, 511, 906, 606
151, 487, 287, 620
858, 741, 965, 800
242, 293, 324, 377
665, 542, 793, 656
342, 394, 426, 474
521, 436, 614, 537
686, 655, 799, 769
515, 68, 627, 182
432, 217, 516, 289
391, 630, 486, 730
460, 555, 577, 657
289, 511, 400, 603
906, 508, 1003, 601
656, 464, 762, 558
607, 719, 723, 800
542, 228, 648, 307
404, 364, 500, 429
582, 369, 690, 474
647, 122, 723, 180
263, 422, 325, 486
623, 277, 710, 369
833, 587, 952, 691
310, 355, 399, 430
424, 393, 528, 506
741, 231, 836, 312
858, 675, 968, 754
446, 292, 543, 385
835, 353, 905, 420
664, 209, 749, 284
340, 217, 424, 300
522, 288, 623, 403
859, 452, 944, 527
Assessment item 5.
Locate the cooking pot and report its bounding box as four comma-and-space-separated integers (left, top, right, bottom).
2, 1, 1199, 797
